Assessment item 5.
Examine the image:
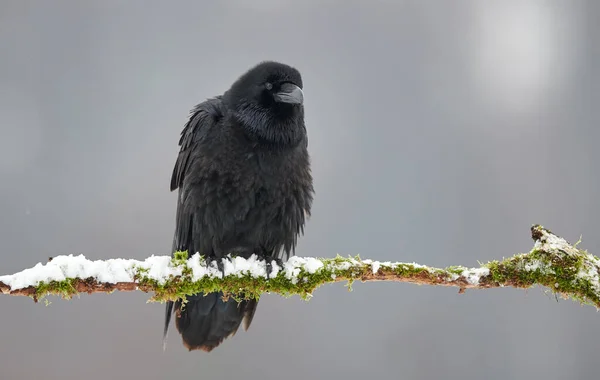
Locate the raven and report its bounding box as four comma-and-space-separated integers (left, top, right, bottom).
163, 61, 314, 352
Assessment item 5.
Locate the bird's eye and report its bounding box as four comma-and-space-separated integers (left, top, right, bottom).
265, 82, 273, 90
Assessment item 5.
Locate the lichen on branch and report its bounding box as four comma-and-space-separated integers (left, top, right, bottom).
0, 225, 599, 310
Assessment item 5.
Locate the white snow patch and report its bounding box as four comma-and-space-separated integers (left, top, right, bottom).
462, 267, 491, 285
224, 254, 268, 278
576, 263, 600, 293
144, 255, 183, 283
187, 253, 218, 280
524, 260, 542, 271
266, 259, 282, 278
0, 254, 183, 290
534, 231, 580, 256
333, 261, 352, 271
372, 261, 381, 274
278, 257, 324, 284
303, 258, 325, 274
404, 262, 427, 269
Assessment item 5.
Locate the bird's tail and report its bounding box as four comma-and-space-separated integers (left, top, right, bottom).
164, 292, 258, 352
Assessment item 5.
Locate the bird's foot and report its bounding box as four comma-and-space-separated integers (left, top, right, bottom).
207, 257, 226, 279
264, 257, 284, 280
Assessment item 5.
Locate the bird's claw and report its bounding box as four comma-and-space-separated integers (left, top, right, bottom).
218, 259, 226, 279
207, 257, 226, 279
264, 257, 284, 280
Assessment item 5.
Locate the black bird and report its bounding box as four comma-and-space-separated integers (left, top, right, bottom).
163, 61, 314, 352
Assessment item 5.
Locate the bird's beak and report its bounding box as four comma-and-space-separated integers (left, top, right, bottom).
273, 83, 304, 105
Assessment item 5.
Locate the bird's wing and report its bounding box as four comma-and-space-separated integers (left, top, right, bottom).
170, 97, 222, 192
164, 96, 223, 348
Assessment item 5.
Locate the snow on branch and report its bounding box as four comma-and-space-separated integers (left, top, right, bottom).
1, 225, 599, 310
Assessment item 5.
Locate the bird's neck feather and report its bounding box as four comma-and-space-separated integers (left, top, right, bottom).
230, 104, 305, 149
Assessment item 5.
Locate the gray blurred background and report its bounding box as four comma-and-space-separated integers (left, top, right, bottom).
1, 1, 599, 379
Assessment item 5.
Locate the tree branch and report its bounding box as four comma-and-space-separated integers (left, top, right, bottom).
1, 225, 599, 310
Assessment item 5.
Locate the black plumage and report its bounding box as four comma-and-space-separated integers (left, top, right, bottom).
163, 61, 314, 352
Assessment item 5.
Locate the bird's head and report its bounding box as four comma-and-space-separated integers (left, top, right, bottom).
224, 61, 306, 147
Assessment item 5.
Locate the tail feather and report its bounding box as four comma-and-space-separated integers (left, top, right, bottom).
242, 298, 258, 331
168, 292, 258, 352
163, 301, 174, 351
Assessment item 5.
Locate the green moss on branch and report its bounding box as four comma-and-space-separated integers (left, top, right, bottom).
1, 225, 599, 312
